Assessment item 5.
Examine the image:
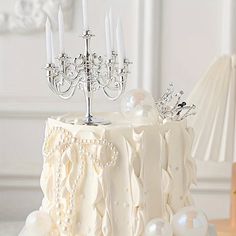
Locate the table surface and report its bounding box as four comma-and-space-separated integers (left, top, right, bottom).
0, 221, 218, 236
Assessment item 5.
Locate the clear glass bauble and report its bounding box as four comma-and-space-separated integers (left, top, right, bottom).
19, 210, 52, 236
145, 218, 173, 236
172, 206, 208, 236
120, 89, 157, 124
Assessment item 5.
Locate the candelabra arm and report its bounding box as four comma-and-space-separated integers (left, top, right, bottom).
102, 59, 130, 101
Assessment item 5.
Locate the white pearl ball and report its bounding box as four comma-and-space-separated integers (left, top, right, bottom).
19, 210, 52, 236
121, 89, 157, 123
172, 206, 208, 236
145, 218, 173, 236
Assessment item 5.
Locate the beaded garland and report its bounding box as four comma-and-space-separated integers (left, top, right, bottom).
42, 126, 119, 235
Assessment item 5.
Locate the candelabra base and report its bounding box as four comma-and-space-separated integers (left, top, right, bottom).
83, 116, 111, 126
65, 116, 111, 126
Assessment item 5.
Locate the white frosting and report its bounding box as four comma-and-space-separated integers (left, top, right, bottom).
161, 119, 197, 222
21, 112, 196, 236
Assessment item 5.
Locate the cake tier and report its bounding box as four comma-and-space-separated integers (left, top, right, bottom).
20, 112, 196, 236
41, 113, 163, 236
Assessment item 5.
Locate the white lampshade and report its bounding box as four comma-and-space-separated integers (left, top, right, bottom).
187, 55, 236, 162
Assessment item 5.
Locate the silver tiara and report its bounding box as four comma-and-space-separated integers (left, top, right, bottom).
156, 83, 196, 121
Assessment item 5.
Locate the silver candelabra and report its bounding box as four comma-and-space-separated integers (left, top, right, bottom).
45, 30, 131, 125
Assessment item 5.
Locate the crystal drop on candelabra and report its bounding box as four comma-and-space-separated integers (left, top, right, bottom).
145, 218, 173, 236
120, 89, 157, 123
172, 206, 208, 236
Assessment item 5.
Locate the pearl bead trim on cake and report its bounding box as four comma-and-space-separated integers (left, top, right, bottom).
42, 126, 119, 234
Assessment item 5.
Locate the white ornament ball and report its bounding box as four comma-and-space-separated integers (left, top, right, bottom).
172, 206, 208, 236
145, 218, 173, 236
19, 210, 52, 236
121, 89, 157, 123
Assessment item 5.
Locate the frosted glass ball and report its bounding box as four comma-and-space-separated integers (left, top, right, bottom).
145, 218, 173, 236
172, 206, 208, 236
19, 210, 52, 236
121, 89, 157, 123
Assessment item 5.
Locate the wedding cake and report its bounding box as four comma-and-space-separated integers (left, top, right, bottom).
20, 103, 196, 236
20, 2, 198, 235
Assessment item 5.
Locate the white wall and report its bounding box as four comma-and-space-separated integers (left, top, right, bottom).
0, 0, 232, 221
161, 0, 232, 220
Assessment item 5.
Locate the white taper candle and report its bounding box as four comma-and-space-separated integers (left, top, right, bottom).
82, 0, 89, 31
45, 18, 52, 63
51, 31, 55, 63
105, 14, 112, 59
109, 8, 114, 51
116, 18, 126, 68
58, 7, 65, 54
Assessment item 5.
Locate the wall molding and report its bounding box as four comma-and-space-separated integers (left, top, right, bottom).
0, 98, 119, 119
0, 0, 74, 34
0, 172, 230, 194
0, 174, 40, 189
191, 177, 230, 194
221, 0, 236, 54
137, 0, 162, 99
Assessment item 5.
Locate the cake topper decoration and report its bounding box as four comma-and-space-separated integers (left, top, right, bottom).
156, 83, 196, 121
120, 89, 157, 123
45, 3, 131, 126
